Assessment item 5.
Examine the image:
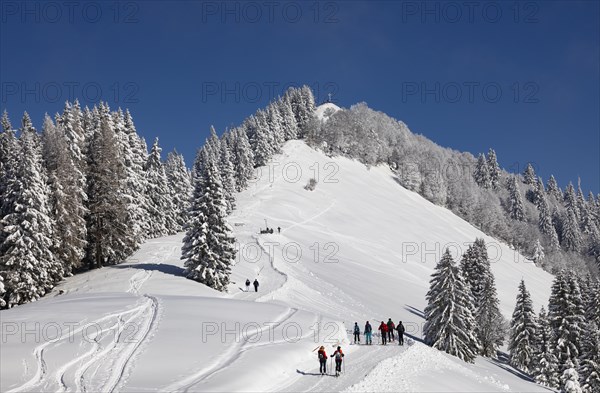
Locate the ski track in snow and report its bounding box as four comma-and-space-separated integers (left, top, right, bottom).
163, 306, 302, 393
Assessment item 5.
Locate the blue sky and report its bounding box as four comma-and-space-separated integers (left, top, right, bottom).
1, 1, 598, 194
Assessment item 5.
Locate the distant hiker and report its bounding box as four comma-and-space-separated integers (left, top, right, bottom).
331, 346, 344, 377
364, 321, 373, 345
253, 279, 259, 292
277, 226, 281, 234
245, 279, 251, 292
317, 346, 327, 375
353, 322, 360, 344
396, 321, 405, 345
378, 321, 388, 345
387, 318, 395, 342
269, 228, 274, 234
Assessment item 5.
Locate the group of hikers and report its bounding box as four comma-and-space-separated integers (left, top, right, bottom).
355, 319, 406, 346
245, 278, 260, 292
316, 319, 406, 377
259, 226, 281, 234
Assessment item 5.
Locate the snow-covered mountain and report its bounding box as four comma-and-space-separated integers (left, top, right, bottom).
1, 139, 555, 392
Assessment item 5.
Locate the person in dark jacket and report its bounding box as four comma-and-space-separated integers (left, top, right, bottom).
396, 321, 405, 345
331, 346, 344, 377
387, 318, 395, 342
253, 279, 259, 292
353, 322, 360, 344
378, 321, 388, 345
364, 321, 372, 345
317, 346, 327, 375
245, 279, 251, 292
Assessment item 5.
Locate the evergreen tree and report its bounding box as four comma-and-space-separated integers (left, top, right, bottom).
487, 148, 501, 189
0, 114, 58, 307
0, 111, 18, 219
460, 238, 491, 308
507, 175, 526, 221
549, 271, 583, 372
547, 175, 563, 201
565, 183, 580, 221
532, 307, 560, 388
182, 150, 236, 292
561, 359, 583, 393
248, 111, 274, 167
532, 239, 545, 265
266, 102, 285, 152
523, 163, 536, 185
42, 115, 87, 276
279, 97, 299, 140
86, 105, 132, 267
474, 153, 491, 188
508, 279, 538, 373
218, 137, 236, 213
562, 207, 583, 252
579, 322, 600, 393
230, 127, 255, 191
120, 109, 150, 242
424, 249, 479, 362
165, 150, 192, 230
538, 190, 560, 251
476, 277, 506, 358
145, 138, 177, 237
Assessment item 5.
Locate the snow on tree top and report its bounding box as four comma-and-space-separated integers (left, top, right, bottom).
315, 102, 341, 122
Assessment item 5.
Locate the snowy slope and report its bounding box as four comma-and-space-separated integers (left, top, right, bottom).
1, 140, 555, 392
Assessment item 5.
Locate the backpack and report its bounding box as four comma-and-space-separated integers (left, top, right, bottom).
354, 325, 360, 333
398, 324, 405, 334
335, 351, 343, 360
318, 351, 325, 360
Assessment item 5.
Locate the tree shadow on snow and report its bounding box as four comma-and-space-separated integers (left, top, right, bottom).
486, 350, 553, 389
111, 263, 185, 277
404, 304, 425, 320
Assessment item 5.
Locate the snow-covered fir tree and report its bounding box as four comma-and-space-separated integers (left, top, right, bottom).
424, 249, 479, 363
278, 97, 299, 140
507, 175, 526, 221
0, 113, 58, 307
230, 127, 255, 191
476, 276, 506, 358
145, 138, 177, 237
474, 153, 491, 188
487, 148, 501, 189
508, 279, 538, 373
248, 111, 275, 167
86, 104, 133, 267
562, 207, 583, 252
548, 271, 584, 372
532, 306, 560, 388
532, 239, 545, 265
218, 136, 236, 213
561, 360, 583, 393
266, 102, 285, 152
565, 183, 580, 221
538, 189, 561, 251
165, 150, 192, 230
579, 321, 600, 393
547, 175, 563, 201
182, 149, 236, 292
523, 163, 536, 185
42, 115, 87, 276
0, 111, 18, 220
119, 109, 150, 243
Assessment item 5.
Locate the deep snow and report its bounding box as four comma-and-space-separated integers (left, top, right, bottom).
1, 137, 555, 392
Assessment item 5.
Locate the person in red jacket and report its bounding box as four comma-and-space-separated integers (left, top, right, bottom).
378, 321, 388, 345
317, 346, 327, 375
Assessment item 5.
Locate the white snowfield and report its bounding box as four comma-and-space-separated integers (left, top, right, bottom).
1, 138, 554, 392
